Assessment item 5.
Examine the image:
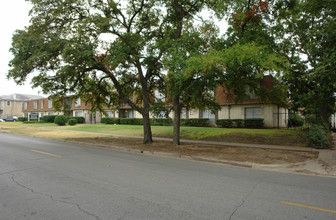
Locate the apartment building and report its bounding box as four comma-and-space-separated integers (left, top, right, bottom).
0, 94, 44, 118
22, 75, 288, 127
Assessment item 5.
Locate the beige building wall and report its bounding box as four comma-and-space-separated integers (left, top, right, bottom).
1, 100, 24, 118
217, 104, 288, 128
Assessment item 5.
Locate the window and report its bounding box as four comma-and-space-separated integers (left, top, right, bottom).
75, 98, 81, 107
6, 101, 10, 106
245, 107, 262, 119
48, 100, 52, 108
41, 113, 44, 117
106, 111, 115, 118
48, 112, 54, 115
41, 100, 44, 109
24, 102, 28, 110
202, 109, 215, 119
75, 111, 83, 116
33, 101, 38, 109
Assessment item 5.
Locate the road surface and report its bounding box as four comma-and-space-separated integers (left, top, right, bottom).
0, 132, 335, 219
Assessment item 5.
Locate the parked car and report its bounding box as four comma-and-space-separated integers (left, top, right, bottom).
3, 116, 18, 122
0, 118, 4, 122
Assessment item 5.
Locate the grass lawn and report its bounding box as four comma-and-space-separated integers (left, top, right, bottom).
57, 124, 306, 147
0, 122, 307, 147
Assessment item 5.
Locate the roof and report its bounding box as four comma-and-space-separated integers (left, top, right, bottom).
0, 93, 45, 101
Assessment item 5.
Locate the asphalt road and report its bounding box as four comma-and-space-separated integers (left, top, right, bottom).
0, 132, 335, 220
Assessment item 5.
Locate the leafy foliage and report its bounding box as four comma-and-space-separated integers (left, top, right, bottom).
180, 118, 209, 127
288, 114, 304, 127
307, 124, 330, 149
54, 115, 67, 126
18, 117, 28, 122
68, 119, 77, 126
40, 115, 57, 123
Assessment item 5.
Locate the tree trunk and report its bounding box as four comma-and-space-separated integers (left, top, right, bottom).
172, 96, 181, 146
142, 112, 153, 144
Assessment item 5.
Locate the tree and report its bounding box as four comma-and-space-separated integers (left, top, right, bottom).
8, 0, 204, 144
160, 2, 223, 145
213, 0, 288, 109
275, 0, 336, 124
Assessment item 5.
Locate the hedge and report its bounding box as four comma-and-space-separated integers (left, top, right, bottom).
180, 118, 209, 127
151, 118, 173, 126
101, 117, 120, 124
54, 115, 67, 126
216, 118, 264, 128
68, 119, 77, 126
40, 115, 57, 123
65, 116, 85, 124
216, 119, 233, 128
120, 118, 143, 125
18, 117, 28, 122
244, 118, 264, 128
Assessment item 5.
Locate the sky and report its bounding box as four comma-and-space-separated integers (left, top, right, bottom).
0, 0, 44, 96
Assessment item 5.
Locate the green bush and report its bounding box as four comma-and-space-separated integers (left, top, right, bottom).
244, 118, 264, 128
216, 119, 233, 128
54, 115, 67, 126
233, 119, 244, 128
18, 117, 28, 122
120, 118, 143, 125
289, 114, 304, 127
72, 116, 85, 124
101, 117, 120, 124
68, 119, 77, 126
307, 124, 330, 149
65, 116, 85, 124
40, 115, 57, 123
181, 118, 209, 127
151, 118, 172, 126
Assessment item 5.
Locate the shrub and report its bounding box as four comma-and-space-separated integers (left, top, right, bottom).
289, 114, 304, 127
101, 117, 120, 124
150, 118, 172, 126
40, 115, 57, 123
216, 119, 233, 128
54, 115, 67, 126
307, 124, 330, 149
68, 119, 77, 126
119, 118, 143, 125
244, 118, 264, 128
181, 118, 209, 127
18, 117, 28, 122
72, 116, 85, 124
233, 119, 244, 128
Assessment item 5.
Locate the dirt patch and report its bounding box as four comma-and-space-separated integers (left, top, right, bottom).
65, 137, 318, 164
201, 133, 307, 147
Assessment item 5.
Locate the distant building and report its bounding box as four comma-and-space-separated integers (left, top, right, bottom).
22, 96, 140, 123
22, 75, 289, 127
0, 94, 44, 119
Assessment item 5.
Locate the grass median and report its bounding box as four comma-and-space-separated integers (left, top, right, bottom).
1, 122, 307, 146
0, 122, 316, 165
